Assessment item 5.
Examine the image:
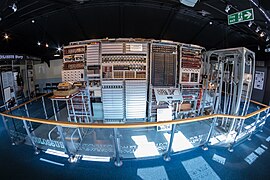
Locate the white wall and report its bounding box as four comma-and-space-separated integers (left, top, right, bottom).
34, 59, 63, 91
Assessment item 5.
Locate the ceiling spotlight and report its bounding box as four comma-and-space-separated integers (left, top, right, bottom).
0, 17, 2, 21
266, 36, 270, 42
37, 41, 41, 46
260, 32, 265, 37
4, 33, 9, 39
31, 19, 35, 23
10, 3, 17, 12
255, 26, 261, 33
225, 5, 232, 13
248, 21, 253, 27
45, 43, 49, 48
57, 47, 62, 51
209, 21, 213, 25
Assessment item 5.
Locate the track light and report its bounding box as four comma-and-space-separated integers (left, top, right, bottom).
45, 43, 49, 48
209, 21, 213, 25
10, 3, 17, 12
37, 41, 41, 46
31, 19, 35, 23
255, 26, 261, 33
248, 21, 253, 27
260, 32, 265, 37
57, 47, 62, 51
225, 5, 232, 13
4, 33, 9, 40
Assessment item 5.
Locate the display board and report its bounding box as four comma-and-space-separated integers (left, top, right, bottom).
157, 107, 172, 131
254, 71, 264, 90
3, 86, 11, 103
1, 71, 14, 89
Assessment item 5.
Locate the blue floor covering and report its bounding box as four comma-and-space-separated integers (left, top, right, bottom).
1, 111, 270, 179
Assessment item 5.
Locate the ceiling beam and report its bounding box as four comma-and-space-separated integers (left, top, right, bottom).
119, 4, 124, 37
190, 22, 209, 43
159, 7, 179, 39
68, 8, 88, 40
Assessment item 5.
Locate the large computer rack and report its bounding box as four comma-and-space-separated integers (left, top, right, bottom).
62, 38, 255, 126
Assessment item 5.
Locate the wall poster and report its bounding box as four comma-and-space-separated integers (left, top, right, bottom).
254, 71, 264, 90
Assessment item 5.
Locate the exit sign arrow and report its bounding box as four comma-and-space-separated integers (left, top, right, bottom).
244, 11, 252, 19
228, 8, 254, 25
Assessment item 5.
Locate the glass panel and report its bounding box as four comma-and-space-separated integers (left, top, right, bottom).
118, 127, 167, 159
66, 127, 115, 161
4, 116, 27, 144
173, 119, 212, 151
27, 99, 46, 119
29, 122, 66, 153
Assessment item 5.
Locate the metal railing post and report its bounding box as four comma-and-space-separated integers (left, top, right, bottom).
113, 128, 122, 167
41, 96, 48, 119
56, 125, 77, 163
24, 104, 33, 130
163, 124, 176, 161
2, 115, 16, 145
202, 117, 216, 150
22, 120, 40, 154
247, 112, 261, 140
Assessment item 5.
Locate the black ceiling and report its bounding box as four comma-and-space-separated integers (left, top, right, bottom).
0, 0, 270, 61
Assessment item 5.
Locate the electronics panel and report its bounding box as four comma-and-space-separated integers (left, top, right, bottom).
86, 43, 100, 65
63, 45, 86, 62
101, 42, 124, 54
86, 42, 101, 97
102, 81, 125, 123
125, 80, 147, 121
101, 42, 148, 80
151, 43, 177, 87
62, 69, 85, 83
179, 44, 203, 84
62, 45, 86, 83
154, 87, 182, 104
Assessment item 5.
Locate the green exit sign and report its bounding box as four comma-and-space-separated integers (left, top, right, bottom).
228, 8, 254, 25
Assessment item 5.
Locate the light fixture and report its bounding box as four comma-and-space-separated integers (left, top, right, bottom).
266, 36, 270, 42
57, 47, 62, 51
4, 33, 9, 39
37, 41, 41, 46
10, 3, 17, 12
31, 19, 35, 23
225, 5, 232, 13
54, 53, 60, 57
255, 26, 261, 33
45, 43, 49, 48
258, 45, 260, 50
248, 21, 253, 27
209, 21, 213, 25
179, 0, 199, 7
260, 32, 265, 37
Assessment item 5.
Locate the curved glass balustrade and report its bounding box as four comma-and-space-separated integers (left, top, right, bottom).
1, 93, 269, 166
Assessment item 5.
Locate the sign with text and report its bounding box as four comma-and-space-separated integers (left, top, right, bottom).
228, 8, 254, 25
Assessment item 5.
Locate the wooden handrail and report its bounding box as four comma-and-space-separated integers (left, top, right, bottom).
0, 96, 269, 129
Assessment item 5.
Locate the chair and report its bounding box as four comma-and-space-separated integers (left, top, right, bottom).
35, 84, 40, 93
51, 83, 59, 90
43, 83, 52, 93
